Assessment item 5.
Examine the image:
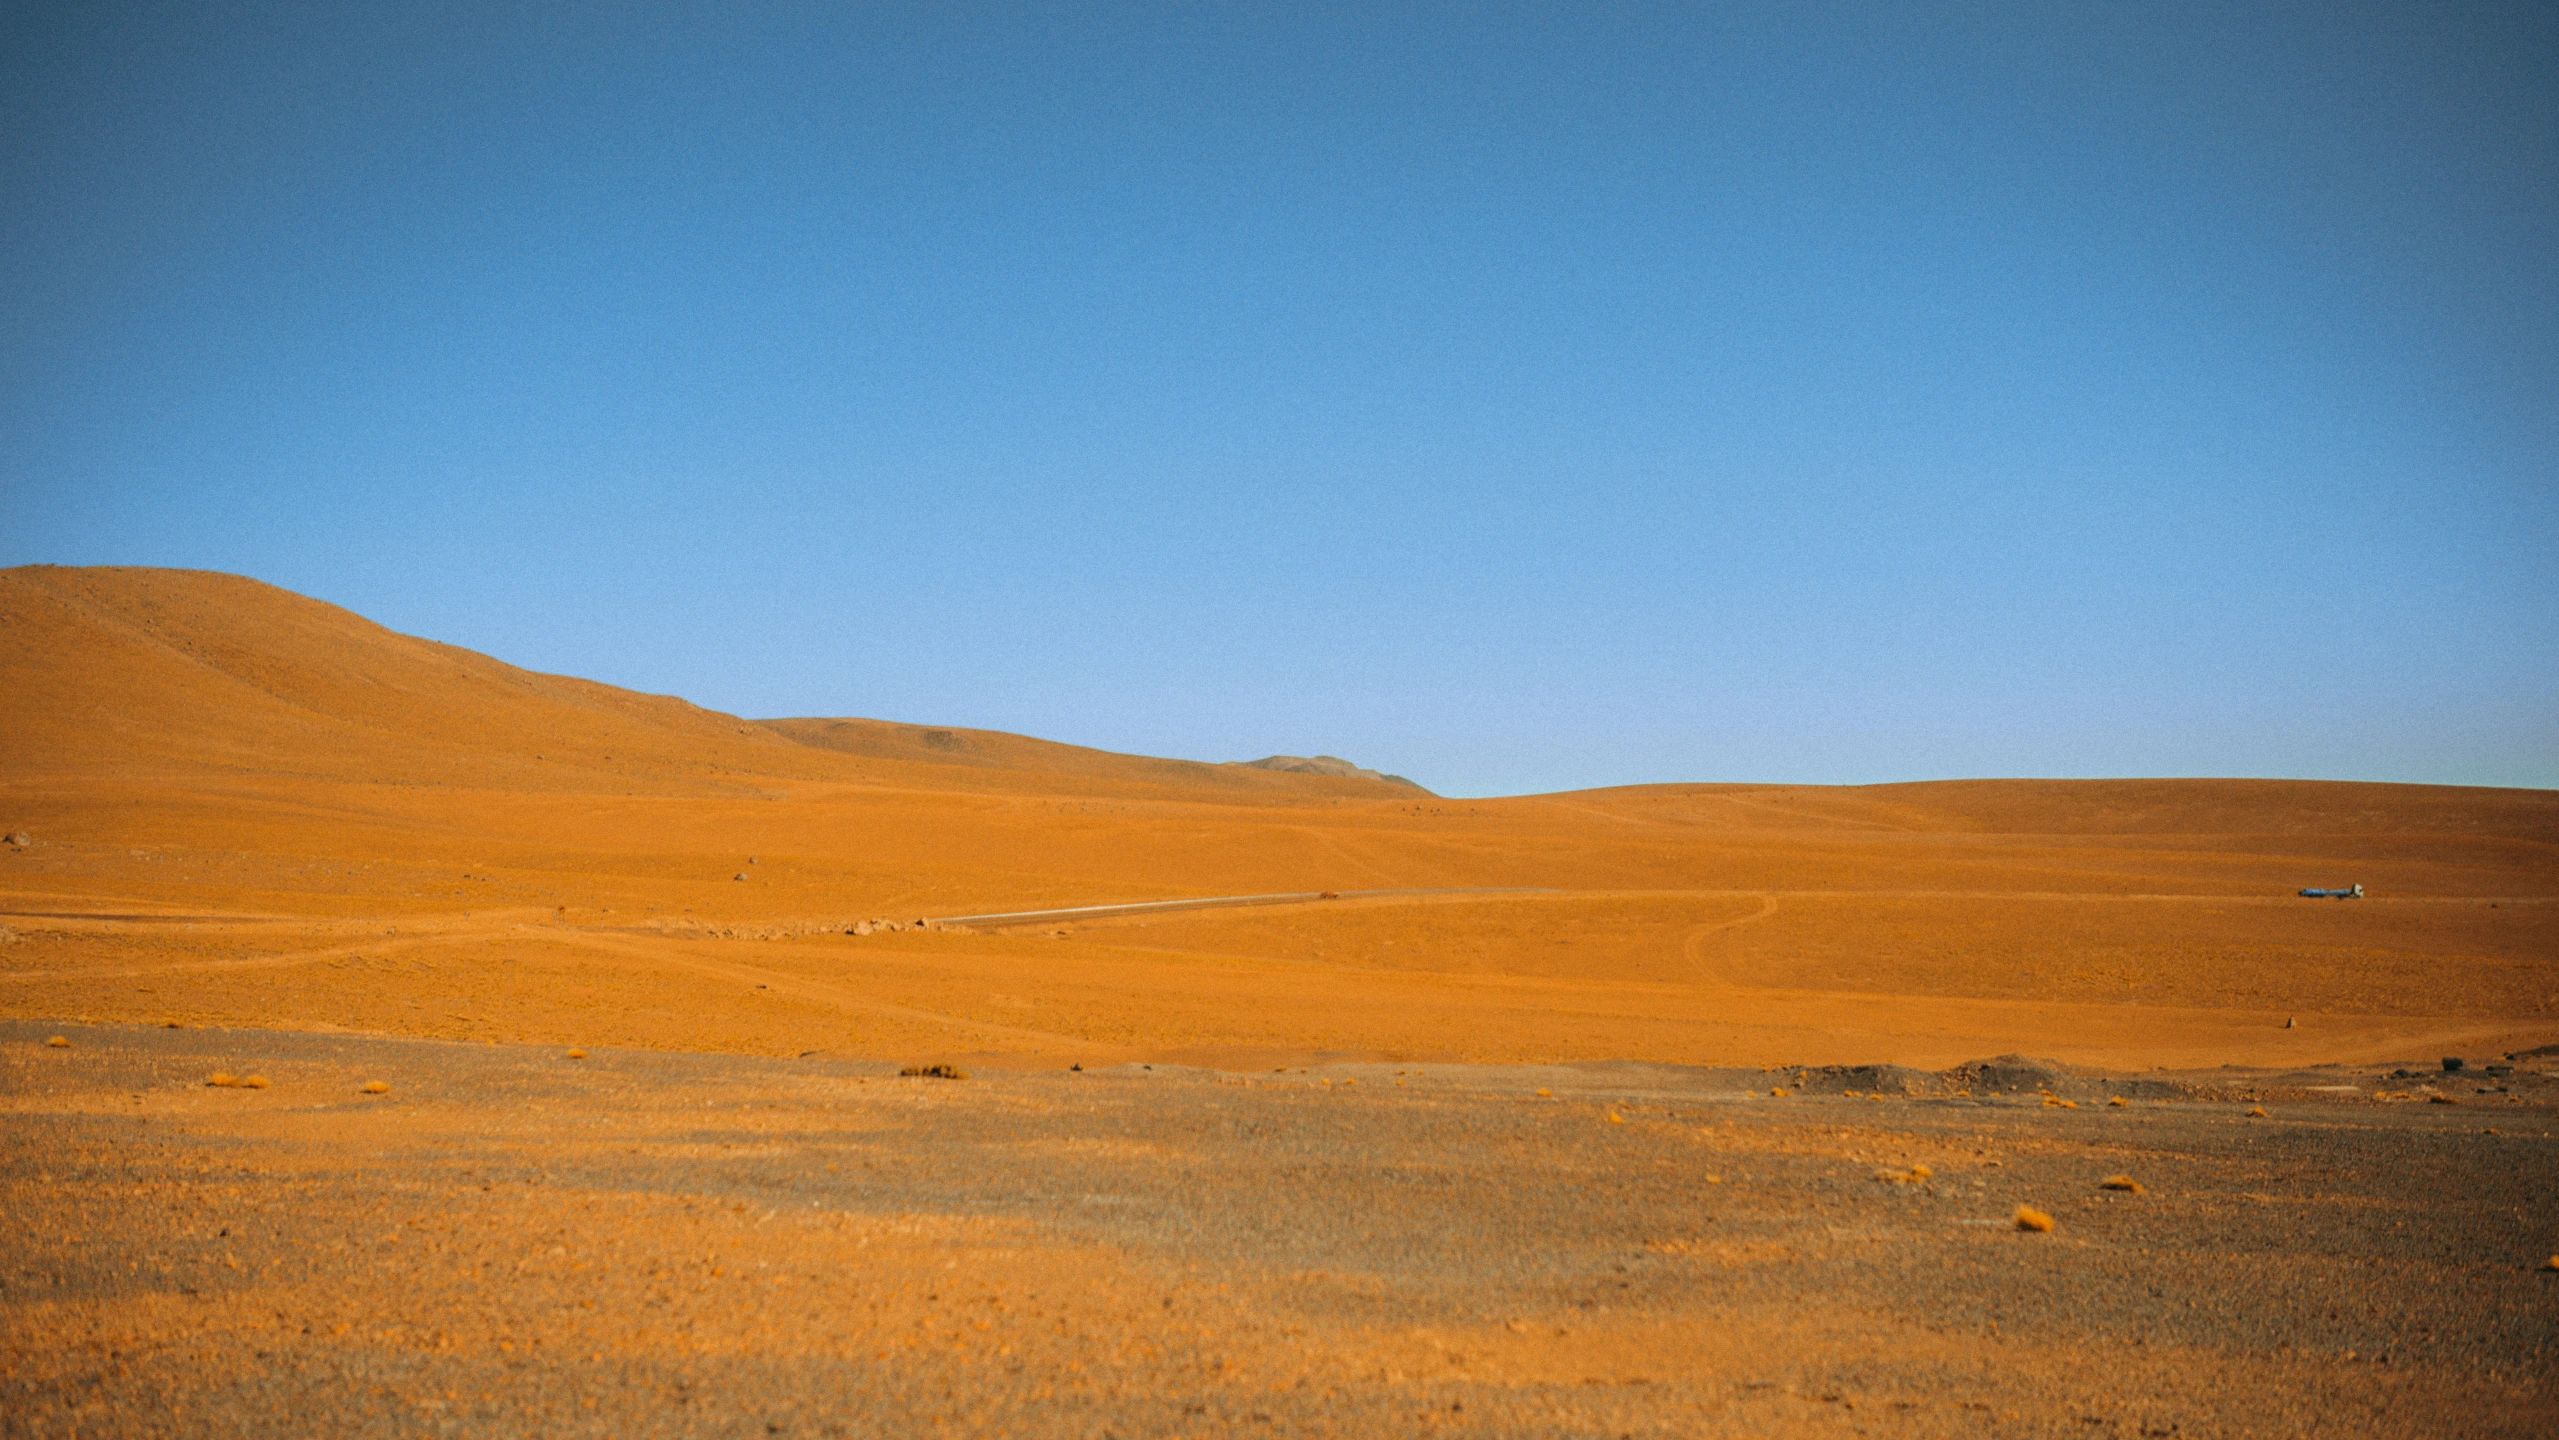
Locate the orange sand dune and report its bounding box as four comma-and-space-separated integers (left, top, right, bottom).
3, 563, 2552, 1070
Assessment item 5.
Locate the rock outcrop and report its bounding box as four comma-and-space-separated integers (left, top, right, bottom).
1232, 755, 1429, 792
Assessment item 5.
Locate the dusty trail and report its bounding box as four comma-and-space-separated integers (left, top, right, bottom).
934, 885, 1551, 928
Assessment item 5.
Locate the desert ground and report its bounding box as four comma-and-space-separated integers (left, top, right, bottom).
4, 564, 2556, 1435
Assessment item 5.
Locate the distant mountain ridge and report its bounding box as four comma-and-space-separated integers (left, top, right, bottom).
1236, 755, 1429, 792
757, 716, 1428, 797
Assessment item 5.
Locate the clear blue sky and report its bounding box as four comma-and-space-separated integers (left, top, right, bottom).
5, 2, 2553, 796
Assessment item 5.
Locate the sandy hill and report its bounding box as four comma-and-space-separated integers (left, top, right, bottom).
0, 565, 1414, 802
1, 563, 2552, 1073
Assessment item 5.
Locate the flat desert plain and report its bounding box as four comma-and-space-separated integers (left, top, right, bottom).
3, 564, 2555, 1436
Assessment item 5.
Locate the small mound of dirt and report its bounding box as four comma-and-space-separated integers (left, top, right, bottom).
1947, 1054, 2073, 1094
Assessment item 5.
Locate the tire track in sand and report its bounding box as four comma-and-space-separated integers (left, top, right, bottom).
1679, 893, 1783, 990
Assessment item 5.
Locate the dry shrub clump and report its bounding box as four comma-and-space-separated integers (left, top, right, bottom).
899, 1064, 968, 1080
2247, 1106, 2269, 1117
2428, 1095, 2457, 1106
1606, 1111, 1626, 1124
45, 1035, 70, 1048
241, 1074, 271, 1089
206, 1072, 239, 1087
566, 1049, 588, 1060
360, 1080, 391, 1094
2541, 1256, 2559, 1273
2013, 1205, 2056, 1233
1875, 1164, 1933, 1185
1768, 1087, 1791, 1098
2098, 1175, 2146, 1194
2107, 1096, 2128, 1107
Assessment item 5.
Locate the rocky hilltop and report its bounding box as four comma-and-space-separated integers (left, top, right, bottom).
1234, 754, 1430, 793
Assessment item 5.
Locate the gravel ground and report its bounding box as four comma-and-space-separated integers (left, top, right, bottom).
4, 1021, 2555, 1438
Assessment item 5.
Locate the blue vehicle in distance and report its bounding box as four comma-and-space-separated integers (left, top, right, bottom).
2299, 884, 2364, 899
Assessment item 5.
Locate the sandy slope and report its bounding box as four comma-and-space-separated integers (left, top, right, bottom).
2, 564, 2553, 1070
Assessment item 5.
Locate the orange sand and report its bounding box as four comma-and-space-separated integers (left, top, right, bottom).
4, 564, 2553, 1070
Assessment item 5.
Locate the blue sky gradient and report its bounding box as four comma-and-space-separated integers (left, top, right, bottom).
5, 2, 2553, 795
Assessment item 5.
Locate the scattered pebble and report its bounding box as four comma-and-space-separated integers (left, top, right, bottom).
2013, 1205, 2055, 1233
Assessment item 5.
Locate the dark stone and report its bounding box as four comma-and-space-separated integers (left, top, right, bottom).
2441, 1057, 2465, 1072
